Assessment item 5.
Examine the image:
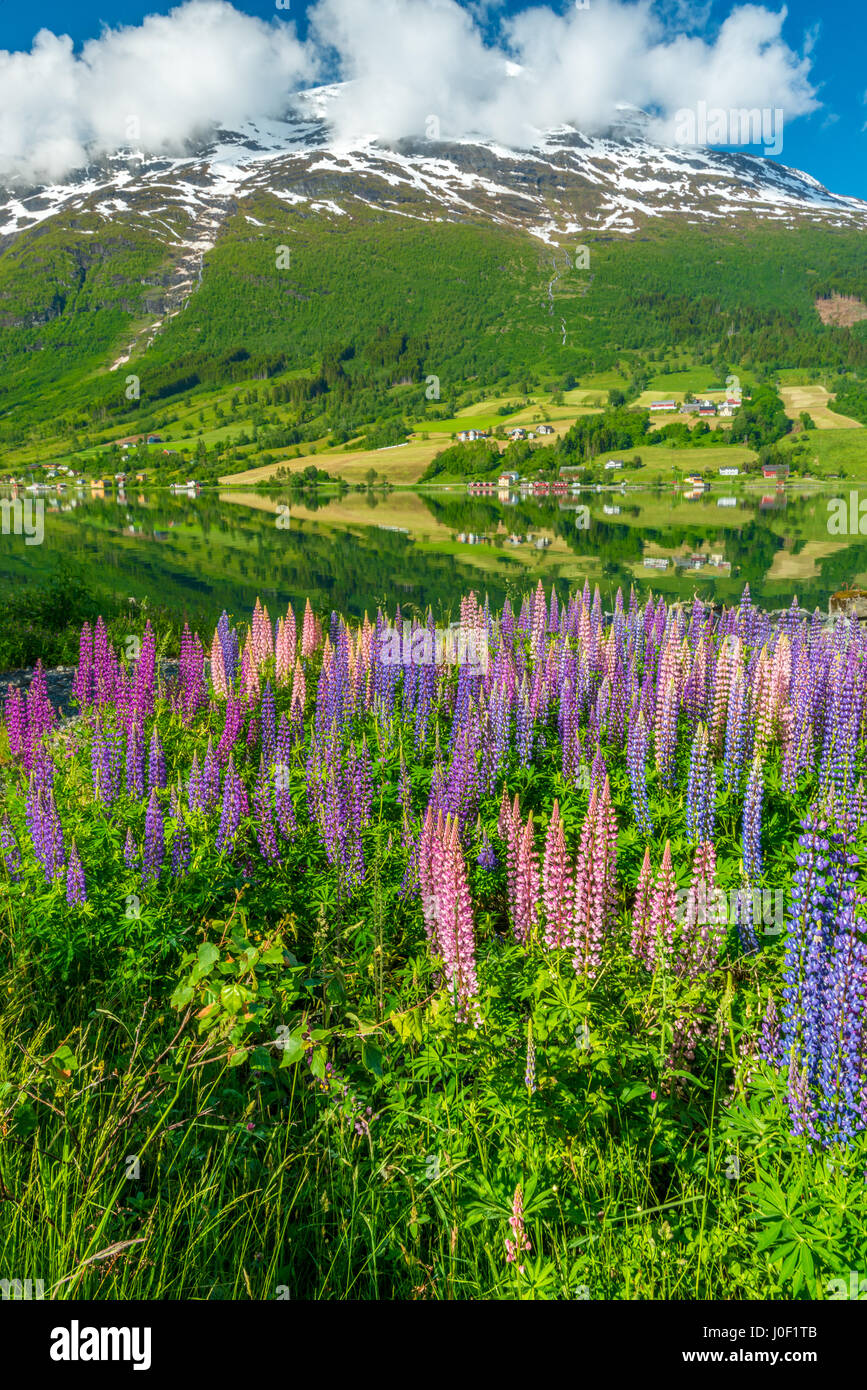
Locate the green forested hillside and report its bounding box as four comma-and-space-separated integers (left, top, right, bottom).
2, 200, 867, 472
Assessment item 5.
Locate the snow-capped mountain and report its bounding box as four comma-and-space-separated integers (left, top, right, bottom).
2, 85, 865, 387
3, 85, 865, 249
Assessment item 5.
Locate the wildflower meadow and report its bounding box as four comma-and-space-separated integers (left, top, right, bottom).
1, 580, 866, 1301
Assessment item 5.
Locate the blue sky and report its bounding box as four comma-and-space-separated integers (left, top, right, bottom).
1, 0, 864, 197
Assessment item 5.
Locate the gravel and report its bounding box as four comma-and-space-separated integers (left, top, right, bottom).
0, 662, 182, 718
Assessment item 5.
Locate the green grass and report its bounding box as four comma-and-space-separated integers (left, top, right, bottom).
1, 588, 866, 1303
789, 428, 867, 478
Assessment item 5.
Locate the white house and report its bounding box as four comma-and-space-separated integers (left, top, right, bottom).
536, 424, 555, 435
719, 466, 740, 476
604, 459, 624, 470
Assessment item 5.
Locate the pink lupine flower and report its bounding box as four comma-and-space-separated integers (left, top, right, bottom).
498, 789, 521, 926
530, 580, 546, 658
524, 1017, 537, 1095
209, 629, 228, 697
275, 608, 296, 684
505, 1184, 531, 1273
511, 813, 540, 946
752, 648, 773, 761
678, 841, 724, 980
427, 812, 481, 1023
573, 777, 618, 979
251, 598, 274, 667
542, 799, 573, 949
710, 635, 739, 749
629, 846, 654, 968
417, 805, 438, 942
497, 784, 516, 841
300, 598, 321, 659
290, 659, 306, 720
240, 639, 260, 700
647, 840, 679, 971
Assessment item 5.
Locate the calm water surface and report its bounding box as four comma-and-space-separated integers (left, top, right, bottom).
1, 484, 859, 624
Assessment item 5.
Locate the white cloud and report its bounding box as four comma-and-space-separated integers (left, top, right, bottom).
0, 0, 314, 185
0, 0, 821, 186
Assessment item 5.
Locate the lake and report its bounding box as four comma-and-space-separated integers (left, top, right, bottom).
1, 483, 860, 625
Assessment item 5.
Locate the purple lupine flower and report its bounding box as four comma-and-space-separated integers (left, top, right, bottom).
627, 704, 652, 837
22, 663, 57, 770
217, 693, 245, 764
186, 751, 203, 812
654, 644, 680, 792
26, 771, 65, 883
274, 758, 297, 839
201, 737, 220, 810
723, 666, 747, 791
782, 809, 831, 1080
817, 838, 864, 1144
785, 1048, 818, 1145
253, 756, 280, 864
1, 813, 22, 881
148, 729, 167, 792
170, 788, 191, 877
4, 686, 24, 759
215, 756, 247, 855
72, 622, 94, 706
142, 789, 165, 883
516, 688, 532, 768
125, 716, 145, 799
685, 723, 714, 844
476, 831, 497, 872
216, 611, 240, 689
66, 841, 86, 905
124, 827, 139, 869
261, 682, 276, 769
134, 621, 156, 717
178, 625, 207, 724
742, 757, 763, 880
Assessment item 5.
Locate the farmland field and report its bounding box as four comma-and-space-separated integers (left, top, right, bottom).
779, 386, 864, 430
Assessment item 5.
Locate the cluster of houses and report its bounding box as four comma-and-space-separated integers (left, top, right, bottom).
455, 424, 555, 443
455, 531, 551, 549
467, 473, 574, 499
114, 434, 179, 458
650, 397, 741, 418
644, 552, 731, 573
